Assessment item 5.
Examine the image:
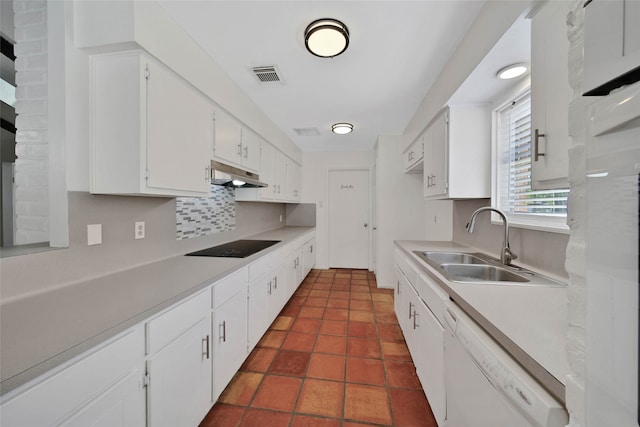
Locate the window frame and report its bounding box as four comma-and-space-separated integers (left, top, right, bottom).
490, 79, 570, 235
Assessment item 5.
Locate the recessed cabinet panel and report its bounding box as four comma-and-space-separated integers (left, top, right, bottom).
213, 289, 248, 399
213, 108, 243, 166
146, 61, 213, 194
147, 316, 212, 427
403, 135, 424, 173
90, 51, 213, 197
213, 109, 259, 173
530, 0, 571, 190
423, 105, 490, 200
241, 128, 262, 173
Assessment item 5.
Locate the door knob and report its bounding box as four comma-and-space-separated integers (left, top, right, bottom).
364, 223, 368, 228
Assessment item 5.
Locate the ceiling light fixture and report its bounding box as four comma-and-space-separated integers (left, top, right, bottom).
304, 18, 349, 58
497, 63, 528, 80
332, 123, 353, 135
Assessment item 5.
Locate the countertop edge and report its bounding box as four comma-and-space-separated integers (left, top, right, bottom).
394, 240, 566, 404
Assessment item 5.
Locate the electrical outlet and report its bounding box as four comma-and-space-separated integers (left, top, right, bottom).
87, 224, 102, 246
135, 221, 145, 240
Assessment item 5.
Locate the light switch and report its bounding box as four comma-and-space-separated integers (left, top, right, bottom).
87, 224, 102, 246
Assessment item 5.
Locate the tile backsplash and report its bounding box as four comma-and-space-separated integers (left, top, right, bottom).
176, 186, 236, 240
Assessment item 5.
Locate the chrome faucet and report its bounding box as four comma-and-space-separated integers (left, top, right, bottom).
466, 207, 517, 265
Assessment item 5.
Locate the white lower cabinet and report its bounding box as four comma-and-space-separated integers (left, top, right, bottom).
302, 238, 316, 277
147, 317, 212, 427
248, 271, 275, 350
395, 252, 447, 427
146, 289, 212, 427
286, 245, 304, 299
213, 269, 249, 400
0, 328, 146, 427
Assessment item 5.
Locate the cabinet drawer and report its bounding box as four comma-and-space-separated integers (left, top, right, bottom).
146, 289, 211, 355
249, 256, 271, 283
213, 267, 248, 309
270, 248, 286, 268
395, 250, 417, 286
1, 327, 144, 426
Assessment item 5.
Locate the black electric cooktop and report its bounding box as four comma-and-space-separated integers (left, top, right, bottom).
185, 239, 280, 258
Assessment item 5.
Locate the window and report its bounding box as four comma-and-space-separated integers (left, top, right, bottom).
494, 90, 569, 232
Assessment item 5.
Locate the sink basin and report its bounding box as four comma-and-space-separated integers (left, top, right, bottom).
440, 264, 529, 283
416, 251, 488, 265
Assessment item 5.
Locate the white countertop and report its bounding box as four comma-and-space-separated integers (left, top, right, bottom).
395, 240, 569, 403
0, 226, 314, 395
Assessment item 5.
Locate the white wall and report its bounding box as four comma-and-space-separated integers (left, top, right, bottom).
375, 136, 426, 287
302, 150, 374, 270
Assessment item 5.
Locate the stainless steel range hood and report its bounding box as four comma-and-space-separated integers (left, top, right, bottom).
210, 160, 268, 188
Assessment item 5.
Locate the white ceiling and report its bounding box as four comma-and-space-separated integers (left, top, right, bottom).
158, 1, 486, 152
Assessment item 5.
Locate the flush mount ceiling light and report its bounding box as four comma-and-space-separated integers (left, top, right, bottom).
497, 63, 528, 80
304, 18, 349, 58
332, 122, 353, 135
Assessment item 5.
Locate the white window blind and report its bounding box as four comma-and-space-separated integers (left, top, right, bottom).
496, 91, 568, 224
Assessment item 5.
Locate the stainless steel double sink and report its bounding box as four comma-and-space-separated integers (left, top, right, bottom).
412, 251, 564, 286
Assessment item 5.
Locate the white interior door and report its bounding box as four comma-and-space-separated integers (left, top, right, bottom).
328, 169, 370, 269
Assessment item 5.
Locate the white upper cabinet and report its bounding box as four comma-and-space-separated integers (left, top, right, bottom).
530, 0, 571, 190
403, 134, 424, 173
584, 0, 640, 95
90, 50, 213, 197
423, 105, 491, 200
287, 160, 302, 202
235, 146, 301, 203
213, 108, 260, 173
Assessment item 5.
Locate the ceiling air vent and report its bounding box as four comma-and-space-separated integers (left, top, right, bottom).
251, 66, 283, 85
293, 127, 320, 136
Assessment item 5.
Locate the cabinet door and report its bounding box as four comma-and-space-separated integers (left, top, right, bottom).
270, 262, 288, 316
530, 0, 571, 190
146, 60, 213, 194
213, 289, 248, 399
0, 328, 144, 427
213, 108, 243, 166
147, 316, 212, 427
424, 110, 448, 198
394, 267, 414, 346
59, 368, 145, 427
286, 160, 301, 202
241, 128, 261, 173
248, 273, 273, 350
303, 238, 316, 277
404, 135, 424, 173
413, 298, 446, 427
275, 152, 287, 201
259, 142, 277, 201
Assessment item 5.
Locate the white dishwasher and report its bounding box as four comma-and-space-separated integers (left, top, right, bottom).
443, 302, 568, 427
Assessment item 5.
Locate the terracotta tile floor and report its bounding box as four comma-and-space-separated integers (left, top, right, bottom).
200, 269, 438, 427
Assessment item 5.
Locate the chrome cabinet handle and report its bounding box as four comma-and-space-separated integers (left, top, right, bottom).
273, 276, 278, 289
244, 146, 249, 159
396, 281, 401, 295
413, 310, 419, 329
205, 166, 210, 182
202, 335, 210, 359
219, 321, 226, 343
364, 223, 368, 228
268, 280, 272, 295
408, 301, 414, 319
534, 129, 546, 161
431, 174, 435, 187
237, 144, 242, 156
